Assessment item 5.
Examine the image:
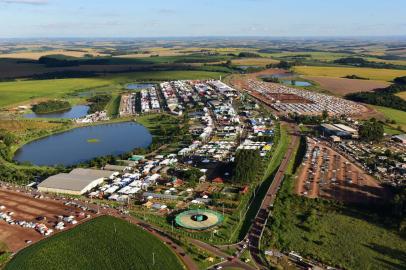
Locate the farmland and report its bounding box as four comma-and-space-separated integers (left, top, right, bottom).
0, 70, 226, 108
395, 91, 406, 100
5, 216, 184, 270
305, 76, 390, 96
293, 66, 406, 82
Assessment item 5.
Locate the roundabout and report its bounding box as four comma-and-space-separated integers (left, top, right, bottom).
175, 209, 224, 230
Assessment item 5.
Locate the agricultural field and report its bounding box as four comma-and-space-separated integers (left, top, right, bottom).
264, 51, 352, 61
265, 177, 406, 270
0, 49, 106, 60
5, 216, 184, 270
395, 91, 406, 100
293, 66, 406, 82
231, 57, 278, 67
305, 76, 390, 96
0, 70, 226, 108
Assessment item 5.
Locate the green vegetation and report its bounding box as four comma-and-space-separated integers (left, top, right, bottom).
293, 66, 406, 81
87, 94, 112, 113
359, 119, 384, 141
346, 77, 406, 111
343, 74, 369, 80
334, 57, 406, 70
87, 138, 100, 143
0, 70, 226, 108
263, 135, 406, 270
238, 52, 261, 58
31, 100, 71, 114
6, 216, 184, 270
372, 105, 406, 132
233, 149, 261, 183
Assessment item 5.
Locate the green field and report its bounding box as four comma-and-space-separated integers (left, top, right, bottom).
6, 216, 184, 270
293, 66, 406, 81
265, 176, 406, 270
372, 105, 406, 131
0, 70, 226, 108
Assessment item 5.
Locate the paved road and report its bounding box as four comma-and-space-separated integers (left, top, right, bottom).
248, 124, 300, 270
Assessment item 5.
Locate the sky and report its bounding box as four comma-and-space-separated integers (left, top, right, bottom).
0, 0, 405, 38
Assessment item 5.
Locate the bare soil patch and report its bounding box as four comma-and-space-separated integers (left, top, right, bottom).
305, 76, 390, 96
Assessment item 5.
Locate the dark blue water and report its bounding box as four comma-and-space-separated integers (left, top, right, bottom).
13, 122, 152, 166
282, 80, 312, 87
24, 105, 89, 119
126, 83, 155, 90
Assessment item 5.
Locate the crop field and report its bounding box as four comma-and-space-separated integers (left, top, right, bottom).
293, 66, 406, 81
0, 70, 226, 108
264, 51, 352, 61
395, 91, 406, 100
0, 49, 106, 60
231, 57, 278, 66
5, 216, 184, 270
372, 105, 406, 131
305, 76, 390, 96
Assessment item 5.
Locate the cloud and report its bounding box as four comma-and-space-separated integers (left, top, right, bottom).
0, 0, 48, 5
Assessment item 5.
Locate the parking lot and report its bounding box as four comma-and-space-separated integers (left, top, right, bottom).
296, 138, 388, 203
0, 187, 96, 252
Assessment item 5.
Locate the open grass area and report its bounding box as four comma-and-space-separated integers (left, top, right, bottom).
372, 105, 406, 131
231, 57, 278, 66
5, 216, 184, 270
0, 70, 226, 108
293, 66, 406, 81
266, 176, 406, 270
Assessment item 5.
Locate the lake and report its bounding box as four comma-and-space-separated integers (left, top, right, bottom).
24, 105, 90, 119
126, 83, 155, 90
13, 122, 152, 166
282, 80, 312, 87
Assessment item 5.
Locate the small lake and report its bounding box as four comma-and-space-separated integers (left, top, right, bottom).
282, 80, 312, 87
13, 122, 152, 166
24, 105, 90, 119
126, 83, 155, 90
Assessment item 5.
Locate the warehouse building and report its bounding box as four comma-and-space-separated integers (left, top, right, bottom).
38, 169, 115, 195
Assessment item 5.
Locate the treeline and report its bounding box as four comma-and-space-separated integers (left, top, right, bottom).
333, 57, 406, 70
238, 52, 261, 58
345, 76, 406, 112
87, 94, 112, 113
32, 100, 71, 114
343, 74, 369, 80
233, 149, 261, 184
266, 60, 297, 70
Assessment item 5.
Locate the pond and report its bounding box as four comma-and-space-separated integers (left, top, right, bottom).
13, 122, 152, 166
282, 80, 312, 87
125, 83, 155, 90
24, 105, 90, 119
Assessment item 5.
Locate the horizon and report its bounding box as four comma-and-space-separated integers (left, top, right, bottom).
1, 0, 405, 38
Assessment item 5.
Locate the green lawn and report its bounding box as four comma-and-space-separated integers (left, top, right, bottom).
0, 70, 226, 108
265, 177, 406, 270
5, 216, 184, 270
372, 105, 406, 132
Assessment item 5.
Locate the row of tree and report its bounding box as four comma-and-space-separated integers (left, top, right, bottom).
345, 76, 406, 112
87, 94, 112, 113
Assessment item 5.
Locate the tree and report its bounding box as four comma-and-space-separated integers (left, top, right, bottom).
359, 119, 384, 141
233, 149, 261, 183
322, 110, 329, 120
